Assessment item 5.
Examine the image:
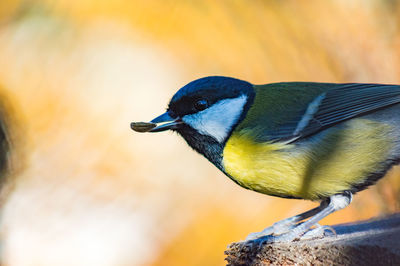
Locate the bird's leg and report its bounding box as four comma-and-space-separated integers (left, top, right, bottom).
270, 192, 352, 242
246, 200, 329, 241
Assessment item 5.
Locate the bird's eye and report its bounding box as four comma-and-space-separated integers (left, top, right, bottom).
194, 99, 208, 111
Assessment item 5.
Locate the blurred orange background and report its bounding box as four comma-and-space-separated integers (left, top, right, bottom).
0, 0, 399, 265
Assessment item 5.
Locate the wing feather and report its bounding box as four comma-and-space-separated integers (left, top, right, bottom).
291, 83, 400, 140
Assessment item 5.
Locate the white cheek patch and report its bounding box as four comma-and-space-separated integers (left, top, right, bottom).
182, 95, 248, 142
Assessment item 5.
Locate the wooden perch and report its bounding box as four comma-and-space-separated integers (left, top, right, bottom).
225, 214, 400, 266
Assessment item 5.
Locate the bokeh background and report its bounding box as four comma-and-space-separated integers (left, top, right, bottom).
0, 0, 399, 265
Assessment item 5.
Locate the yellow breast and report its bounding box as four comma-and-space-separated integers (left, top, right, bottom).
222, 119, 393, 200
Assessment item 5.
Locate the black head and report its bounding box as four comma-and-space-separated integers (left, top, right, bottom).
167, 76, 253, 119
135, 76, 255, 169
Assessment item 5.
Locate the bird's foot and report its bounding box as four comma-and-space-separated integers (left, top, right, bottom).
245, 217, 299, 241
245, 232, 296, 246
300, 224, 336, 240
245, 223, 336, 243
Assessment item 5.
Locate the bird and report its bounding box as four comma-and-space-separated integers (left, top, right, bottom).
130, 76, 400, 242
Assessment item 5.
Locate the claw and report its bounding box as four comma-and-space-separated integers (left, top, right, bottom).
246, 232, 263, 241
245, 217, 299, 241
301, 224, 336, 240
322, 225, 337, 236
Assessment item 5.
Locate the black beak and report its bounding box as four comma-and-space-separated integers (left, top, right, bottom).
130, 112, 182, 133
150, 112, 182, 132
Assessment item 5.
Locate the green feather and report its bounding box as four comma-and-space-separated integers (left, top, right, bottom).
236, 82, 331, 141
236, 82, 400, 142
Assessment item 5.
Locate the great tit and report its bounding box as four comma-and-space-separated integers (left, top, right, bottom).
131, 76, 400, 242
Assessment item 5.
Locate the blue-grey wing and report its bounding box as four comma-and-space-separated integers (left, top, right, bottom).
283, 83, 400, 142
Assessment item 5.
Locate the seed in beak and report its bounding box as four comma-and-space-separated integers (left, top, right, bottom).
130, 122, 157, 132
